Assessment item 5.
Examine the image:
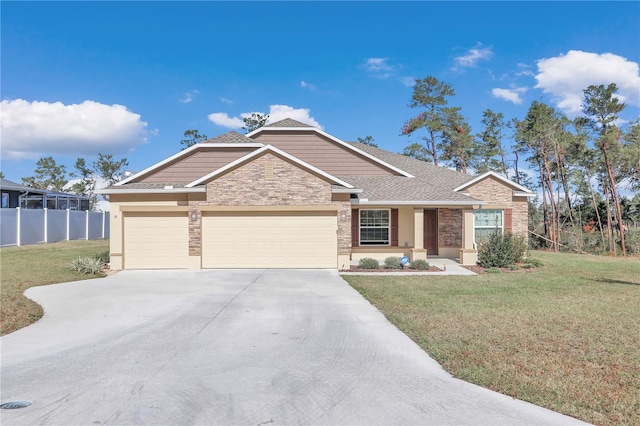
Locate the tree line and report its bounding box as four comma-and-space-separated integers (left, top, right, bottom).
17, 153, 129, 210
401, 77, 639, 256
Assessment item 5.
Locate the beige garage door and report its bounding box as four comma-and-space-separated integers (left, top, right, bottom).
124, 212, 189, 269
202, 211, 337, 268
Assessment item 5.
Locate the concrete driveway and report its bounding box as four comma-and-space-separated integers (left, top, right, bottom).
1, 269, 585, 425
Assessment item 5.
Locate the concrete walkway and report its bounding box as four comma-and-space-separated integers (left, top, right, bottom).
342, 257, 477, 275
1, 269, 584, 425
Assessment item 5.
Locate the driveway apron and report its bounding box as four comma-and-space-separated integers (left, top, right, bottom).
1, 269, 585, 425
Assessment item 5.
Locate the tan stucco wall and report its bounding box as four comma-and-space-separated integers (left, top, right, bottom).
397, 207, 415, 248
464, 176, 528, 236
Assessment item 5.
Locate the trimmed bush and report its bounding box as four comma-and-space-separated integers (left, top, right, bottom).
477, 231, 527, 268
410, 259, 430, 270
384, 256, 403, 269
358, 257, 379, 269
70, 257, 105, 275
526, 258, 544, 268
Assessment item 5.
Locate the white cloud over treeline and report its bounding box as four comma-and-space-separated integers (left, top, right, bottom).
535, 50, 640, 115
0, 99, 148, 159
208, 105, 322, 130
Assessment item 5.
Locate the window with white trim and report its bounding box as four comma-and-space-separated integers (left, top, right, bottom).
359, 209, 390, 245
474, 209, 503, 243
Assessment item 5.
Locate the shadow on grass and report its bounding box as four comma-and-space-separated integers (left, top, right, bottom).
594, 277, 640, 286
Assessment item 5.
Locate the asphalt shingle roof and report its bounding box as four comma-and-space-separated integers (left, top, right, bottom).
110, 122, 490, 204
204, 131, 256, 144
343, 142, 481, 203
264, 118, 316, 128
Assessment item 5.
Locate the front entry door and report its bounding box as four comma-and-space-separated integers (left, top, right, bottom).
423, 209, 438, 255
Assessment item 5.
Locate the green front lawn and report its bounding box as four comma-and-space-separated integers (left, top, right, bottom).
0, 240, 110, 335
344, 251, 640, 426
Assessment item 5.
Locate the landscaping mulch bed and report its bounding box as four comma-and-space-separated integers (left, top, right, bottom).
462, 264, 537, 274
343, 265, 442, 273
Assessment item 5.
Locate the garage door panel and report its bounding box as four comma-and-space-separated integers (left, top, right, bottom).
124, 214, 189, 269
202, 212, 337, 268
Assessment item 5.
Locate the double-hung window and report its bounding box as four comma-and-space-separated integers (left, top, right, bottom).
359, 209, 390, 245
474, 209, 503, 243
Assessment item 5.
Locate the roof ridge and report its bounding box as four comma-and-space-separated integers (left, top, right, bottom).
264, 118, 315, 128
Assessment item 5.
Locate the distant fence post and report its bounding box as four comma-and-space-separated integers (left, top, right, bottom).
44, 208, 48, 243
102, 211, 106, 239
16, 207, 21, 246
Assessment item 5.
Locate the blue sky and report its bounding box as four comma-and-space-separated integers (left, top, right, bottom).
2, 1, 639, 186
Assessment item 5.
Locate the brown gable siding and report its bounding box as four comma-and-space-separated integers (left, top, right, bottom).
137, 148, 256, 183
251, 131, 398, 176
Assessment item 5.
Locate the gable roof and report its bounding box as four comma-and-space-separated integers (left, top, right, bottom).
264, 118, 315, 128
247, 125, 414, 178
186, 145, 354, 189
453, 170, 535, 195
203, 130, 255, 144
116, 134, 263, 186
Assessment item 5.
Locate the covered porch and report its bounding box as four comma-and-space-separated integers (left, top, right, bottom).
349, 205, 480, 266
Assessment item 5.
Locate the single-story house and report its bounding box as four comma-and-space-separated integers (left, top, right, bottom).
1, 178, 90, 211
100, 118, 534, 270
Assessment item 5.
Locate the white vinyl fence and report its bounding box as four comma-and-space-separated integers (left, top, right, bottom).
0, 208, 110, 247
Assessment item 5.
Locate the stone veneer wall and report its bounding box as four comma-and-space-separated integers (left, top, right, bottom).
464, 176, 528, 236
438, 208, 463, 247
187, 153, 351, 256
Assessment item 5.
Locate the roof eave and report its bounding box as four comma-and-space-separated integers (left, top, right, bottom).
96, 187, 207, 195
351, 199, 486, 206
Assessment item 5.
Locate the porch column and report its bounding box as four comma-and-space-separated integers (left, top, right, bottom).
459, 208, 478, 265
410, 208, 427, 261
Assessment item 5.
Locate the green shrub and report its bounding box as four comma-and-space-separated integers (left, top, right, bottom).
507, 264, 519, 271
478, 231, 527, 268
410, 259, 430, 270
521, 263, 534, 269
358, 258, 379, 269
526, 258, 544, 268
487, 267, 501, 273
384, 256, 403, 269
70, 257, 105, 275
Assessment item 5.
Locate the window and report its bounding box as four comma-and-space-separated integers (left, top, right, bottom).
1, 192, 8, 208
474, 209, 503, 243
360, 209, 390, 245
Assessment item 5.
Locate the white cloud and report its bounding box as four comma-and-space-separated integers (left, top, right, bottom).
179, 90, 199, 104
207, 112, 244, 128
0, 99, 148, 160
361, 57, 398, 79
300, 80, 317, 91
207, 105, 322, 130
452, 43, 494, 70
492, 87, 528, 105
219, 97, 233, 104
400, 76, 416, 87
265, 105, 322, 129
535, 50, 640, 115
